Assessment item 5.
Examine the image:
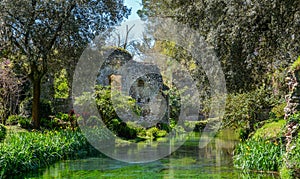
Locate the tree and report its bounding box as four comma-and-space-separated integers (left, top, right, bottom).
0, 0, 131, 128
0, 59, 25, 124
138, 0, 300, 93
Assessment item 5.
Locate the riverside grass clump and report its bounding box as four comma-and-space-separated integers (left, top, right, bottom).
233, 138, 285, 172
0, 130, 99, 177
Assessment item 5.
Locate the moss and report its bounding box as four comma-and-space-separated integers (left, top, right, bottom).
280, 165, 294, 179
291, 56, 300, 70
252, 120, 286, 140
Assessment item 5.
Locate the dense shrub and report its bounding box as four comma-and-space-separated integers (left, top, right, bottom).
7, 115, 24, 125
0, 124, 6, 142
39, 99, 54, 119
19, 98, 53, 119
223, 86, 278, 138
146, 127, 167, 139
19, 97, 32, 118
75, 85, 140, 126
165, 87, 181, 121
54, 69, 69, 99
7, 115, 32, 129
18, 117, 31, 129
270, 102, 287, 119
234, 138, 285, 171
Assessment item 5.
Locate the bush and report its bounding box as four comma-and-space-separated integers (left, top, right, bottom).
75, 85, 140, 126
39, 99, 53, 119
0, 124, 6, 142
117, 122, 139, 139
7, 115, 23, 125
19, 98, 53, 120
146, 127, 167, 139
234, 138, 285, 171
223, 86, 278, 138
270, 102, 287, 119
18, 117, 31, 129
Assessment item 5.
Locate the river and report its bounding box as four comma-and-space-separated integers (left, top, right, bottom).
23, 132, 279, 178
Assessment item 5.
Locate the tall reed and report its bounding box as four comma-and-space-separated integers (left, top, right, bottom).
0, 130, 99, 177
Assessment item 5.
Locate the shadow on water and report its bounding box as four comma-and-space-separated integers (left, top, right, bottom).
22, 131, 279, 179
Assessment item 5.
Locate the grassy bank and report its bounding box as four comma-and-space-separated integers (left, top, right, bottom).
233, 118, 300, 178
0, 129, 100, 178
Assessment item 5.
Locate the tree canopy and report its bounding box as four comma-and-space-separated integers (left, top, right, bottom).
138, 0, 300, 92
0, 0, 131, 128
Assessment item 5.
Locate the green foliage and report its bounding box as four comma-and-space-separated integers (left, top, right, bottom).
223, 86, 278, 138
7, 115, 24, 125
146, 127, 167, 139
76, 85, 140, 125
54, 69, 69, 99
0, 0, 131, 129
139, 0, 300, 92
0, 124, 6, 142
108, 119, 145, 140
286, 133, 300, 173
18, 117, 31, 129
164, 87, 181, 121
7, 115, 31, 129
75, 85, 139, 125
183, 121, 208, 132
270, 102, 287, 119
291, 56, 300, 70
19, 97, 32, 118
0, 130, 99, 177
39, 99, 53, 119
252, 120, 286, 140
234, 138, 285, 171
287, 112, 300, 124
55, 112, 69, 122
279, 165, 294, 179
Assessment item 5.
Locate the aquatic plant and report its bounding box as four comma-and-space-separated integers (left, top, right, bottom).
0, 130, 99, 177
234, 138, 285, 171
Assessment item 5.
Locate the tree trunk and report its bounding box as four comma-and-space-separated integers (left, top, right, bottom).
32, 76, 42, 129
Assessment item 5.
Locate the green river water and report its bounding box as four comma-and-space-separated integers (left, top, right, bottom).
22, 132, 279, 179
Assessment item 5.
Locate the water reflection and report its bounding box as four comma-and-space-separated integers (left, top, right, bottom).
23, 131, 279, 179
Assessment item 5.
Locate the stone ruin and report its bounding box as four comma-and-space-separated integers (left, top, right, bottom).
96, 48, 170, 127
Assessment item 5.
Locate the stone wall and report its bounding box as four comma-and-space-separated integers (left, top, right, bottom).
96, 48, 170, 127
284, 69, 300, 119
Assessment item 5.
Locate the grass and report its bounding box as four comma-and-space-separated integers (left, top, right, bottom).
0, 130, 100, 178
285, 133, 300, 177
233, 120, 286, 172
234, 138, 285, 171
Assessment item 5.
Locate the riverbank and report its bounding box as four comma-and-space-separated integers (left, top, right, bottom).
233, 118, 300, 178
0, 128, 101, 178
